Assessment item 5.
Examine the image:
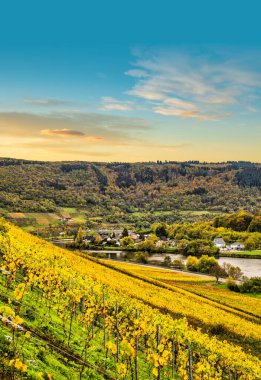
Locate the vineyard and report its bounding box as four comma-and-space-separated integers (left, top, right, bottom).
0, 219, 260, 379
103, 261, 261, 318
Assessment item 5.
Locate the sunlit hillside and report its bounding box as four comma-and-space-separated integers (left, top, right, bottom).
0, 219, 260, 379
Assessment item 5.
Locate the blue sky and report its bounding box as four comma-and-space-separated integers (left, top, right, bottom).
0, 1, 261, 162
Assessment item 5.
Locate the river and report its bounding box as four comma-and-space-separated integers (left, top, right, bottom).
87, 250, 261, 278
148, 253, 261, 278
51, 240, 261, 278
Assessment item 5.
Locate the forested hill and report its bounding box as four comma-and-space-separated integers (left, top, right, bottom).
0, 158, 260, 219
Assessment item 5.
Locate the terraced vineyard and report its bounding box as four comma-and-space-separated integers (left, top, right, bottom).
0, 219, 260, 379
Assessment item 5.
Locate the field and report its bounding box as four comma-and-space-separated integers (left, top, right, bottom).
0, 220, 260, 379
4, 208, 220, 234
4, 207, 87, 233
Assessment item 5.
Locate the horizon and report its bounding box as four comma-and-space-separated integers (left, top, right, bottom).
1, 156, 260, 165
1, 1, 261, 162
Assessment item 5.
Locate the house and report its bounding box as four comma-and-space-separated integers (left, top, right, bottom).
230, 242, 245, 250
213, 238, 226, 249
98, 229, 124, 239
156, 240, 165, 248
60, 217, 73, 222
129, 233, 140, 241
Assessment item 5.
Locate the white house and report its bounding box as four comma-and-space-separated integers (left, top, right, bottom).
230, 242, 245, 250
213, 238, 226, 249
156, 240, 165, 248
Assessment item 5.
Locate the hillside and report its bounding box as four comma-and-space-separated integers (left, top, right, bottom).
0, 158, 260, 231
0, 218, 260, 379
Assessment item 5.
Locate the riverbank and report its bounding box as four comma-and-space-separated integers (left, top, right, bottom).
52, 240, 261, 259
219, 251, 261, 259
50, 239, 261, 277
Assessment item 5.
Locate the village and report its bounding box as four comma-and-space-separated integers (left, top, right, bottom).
69, 227, 246, 252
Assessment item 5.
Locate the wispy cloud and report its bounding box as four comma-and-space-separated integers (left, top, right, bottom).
101, 97, 133, 111
41, 128, 85, 137
125, 49, 261, 120
24, 98, 73, 107
124, 69, 149, 78
0, 111, 150, 143
0, 110, 192, 161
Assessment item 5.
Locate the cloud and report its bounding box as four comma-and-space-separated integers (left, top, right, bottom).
124, 69, 149, 78
0, 110, 194, 161
0, 111, 155, 161
41, 128, 86, 137
103, 103, 130, 111
24, 98, 72, 107
0, 111, 150, 143
125, 49, 261, 120
101, 97, 132, 111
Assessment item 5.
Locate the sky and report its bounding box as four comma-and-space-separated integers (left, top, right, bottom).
0, 0, 261, 162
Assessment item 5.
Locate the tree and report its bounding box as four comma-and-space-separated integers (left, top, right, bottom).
244, 232, 261, 250
136, 234, 159, 252
222, 263, 244, 280
185, 239, 219, 257
75, 227, 84, 245
214, 211, 253, 232
122, 228, 129, 237
154, 223, 168, 238
197, 255, 218, 273
120, 236, 134, 247
248, 216, 261, 232
186, 256, 199, 271
210, 264, 227, 283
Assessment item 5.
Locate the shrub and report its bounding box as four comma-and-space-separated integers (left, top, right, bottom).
172, 259, 185, 270
197, 255, 217, 273
163, 255, 172, 267
227, 277, 240, 292
186, 256, 199, 271
135, 252, 149, 264
240, 277, 261, 294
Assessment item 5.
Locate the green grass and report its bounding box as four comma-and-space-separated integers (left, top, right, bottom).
237, 250, 261, 256
132, 210, 173, 216
179, 210, 219, 215
216, 284, 261, 298
221, 250, 261, 257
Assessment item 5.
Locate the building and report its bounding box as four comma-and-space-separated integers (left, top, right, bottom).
230, 242, 245, 250
213, 238, 226, 249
